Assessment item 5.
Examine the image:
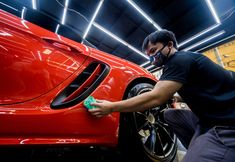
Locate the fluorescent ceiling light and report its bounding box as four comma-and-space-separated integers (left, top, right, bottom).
149, 68, 158, 73
205, 0, 220, 24
146, 65, 155, 70
32, 0, 37, 10
140, 61, 150, 67
178, 23, 220, 47
178, 0, 221, 47
149, 66, 162, 73
126, 0, 162, 30
21, 7, 26, 19
128, 45, 148, 58
93, 22, 127, 45
183, 30, 225, 51
93, 22, 149, 59
0, 2, 18, 11
61, 0, 69, 25
196, 34, 235, 52
55, 24, 60, 34
83, 0, 104, 39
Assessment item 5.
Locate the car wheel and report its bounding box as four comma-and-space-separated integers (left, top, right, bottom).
119, 83, 177, 162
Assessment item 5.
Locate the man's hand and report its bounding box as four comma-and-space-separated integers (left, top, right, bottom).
88, 100, 114, 118
172, 93, 183, 102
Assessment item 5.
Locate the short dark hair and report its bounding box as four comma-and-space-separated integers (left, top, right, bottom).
142, 29, 178, 52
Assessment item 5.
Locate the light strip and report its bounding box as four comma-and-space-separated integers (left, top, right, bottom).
146, 65, 155, 70
0, 2, 18, 11
178, 0, 221, 47
183, 30, 225, 51
126, 0, 162, 30
55, 24, 60, 34
83, 0, 104, 39
140, 61, 150, 67
21, 7, 26, 19
149, 67, 162, 73
149, 68, 158, 73
93, 23, 127, 45
61, 0, 69, 25
32, 0, 37, 10
196, 34, 235, 52
93, 22, 149, 59
205, 0, 220, 24
178, 23, 220, 47
127, 45, 148, 58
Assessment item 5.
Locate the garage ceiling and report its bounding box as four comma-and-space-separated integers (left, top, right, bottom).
1, 0, 235, 71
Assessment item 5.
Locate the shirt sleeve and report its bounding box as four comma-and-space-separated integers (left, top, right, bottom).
160, 54, 195, 84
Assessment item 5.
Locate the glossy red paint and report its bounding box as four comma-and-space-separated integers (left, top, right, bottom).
0, 9, 156, 146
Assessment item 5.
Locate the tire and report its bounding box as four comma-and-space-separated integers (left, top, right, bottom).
119, 83, 177, 162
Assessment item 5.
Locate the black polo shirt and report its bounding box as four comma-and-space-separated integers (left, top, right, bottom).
160, 51, 235, 127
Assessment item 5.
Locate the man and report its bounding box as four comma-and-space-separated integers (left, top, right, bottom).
89, 29, 235, 162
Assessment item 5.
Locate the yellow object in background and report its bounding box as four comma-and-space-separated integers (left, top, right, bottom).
203, 39, 235, 72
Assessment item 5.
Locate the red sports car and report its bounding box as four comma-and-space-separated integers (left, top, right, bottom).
0, 2, 177, 162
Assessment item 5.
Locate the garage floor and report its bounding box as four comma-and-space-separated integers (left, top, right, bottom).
174, 150, 186, 162
0, 147, 186, 162
174, 139, 187, 162
0, 140, 186, 162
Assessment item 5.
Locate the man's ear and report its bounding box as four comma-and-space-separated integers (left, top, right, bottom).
167, 41, 174, 48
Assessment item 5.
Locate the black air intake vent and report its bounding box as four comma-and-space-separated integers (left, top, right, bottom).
51, 62, 110, 109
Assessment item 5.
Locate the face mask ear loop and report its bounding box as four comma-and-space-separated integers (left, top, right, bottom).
166, 47, 171, 58
166, 42, 172, 58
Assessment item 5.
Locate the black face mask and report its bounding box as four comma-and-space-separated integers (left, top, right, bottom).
149, 45, 171, 68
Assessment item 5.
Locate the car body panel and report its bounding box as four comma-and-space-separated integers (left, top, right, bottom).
0, 10, 90, 105
0, 9, 156, 146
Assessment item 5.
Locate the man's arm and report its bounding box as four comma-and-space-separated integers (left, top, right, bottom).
89, 80, 182, 117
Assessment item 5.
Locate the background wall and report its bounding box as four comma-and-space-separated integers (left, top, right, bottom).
203, 39, 235, 71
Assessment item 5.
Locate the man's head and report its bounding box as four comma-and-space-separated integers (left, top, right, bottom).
142, 29, 178, 67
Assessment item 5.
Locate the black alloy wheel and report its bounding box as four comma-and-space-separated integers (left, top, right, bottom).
119, 83, 177, 162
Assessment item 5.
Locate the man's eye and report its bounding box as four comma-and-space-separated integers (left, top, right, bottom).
150, 49, 156, 53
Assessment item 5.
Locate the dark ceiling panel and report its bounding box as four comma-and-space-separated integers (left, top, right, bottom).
69, 0, 99, 20
125, 27, 147, 50
94, 43, 114, 55
113, 45, 134, 59
65, 8, 89, 35
95, 1, 125, 30
39, 0, 63, 20
87, 26, 120, 51
169, 3, 215, 42
110, 13, 138, 39
125, 51, 147, 65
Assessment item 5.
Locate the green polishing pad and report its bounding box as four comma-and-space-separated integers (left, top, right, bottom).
83, 96, 97, 109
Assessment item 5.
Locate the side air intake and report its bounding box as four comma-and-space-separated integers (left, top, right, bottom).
51, 62, 110, 109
